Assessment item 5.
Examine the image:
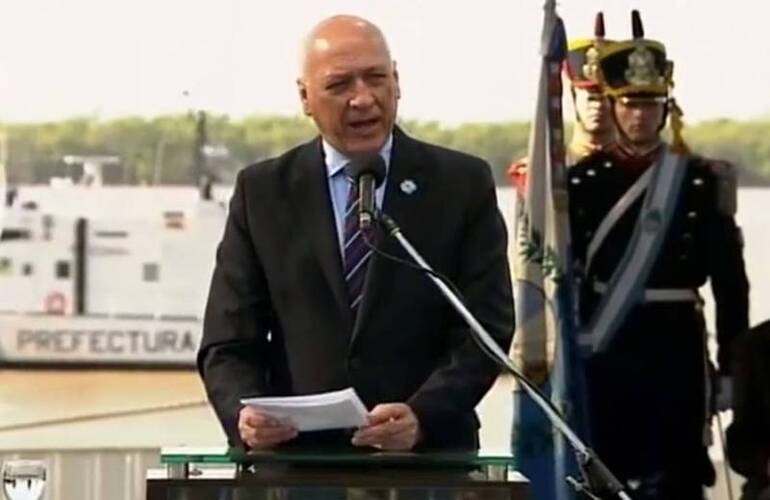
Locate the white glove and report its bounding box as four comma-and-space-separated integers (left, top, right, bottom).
714, 375, 733, 413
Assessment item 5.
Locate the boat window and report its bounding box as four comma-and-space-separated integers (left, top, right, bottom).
55, 260, 70, 279
22, 263, 34, 276
163, 211, 186, 229
0, 228, 31, 241
143, 262, 160, 282
94, 230, 129, 238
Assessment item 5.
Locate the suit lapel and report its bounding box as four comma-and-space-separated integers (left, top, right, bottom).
289, 138, 353, 329
351, 129, 429, 345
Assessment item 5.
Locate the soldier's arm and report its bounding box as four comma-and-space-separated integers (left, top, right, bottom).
706, 160, 750, 375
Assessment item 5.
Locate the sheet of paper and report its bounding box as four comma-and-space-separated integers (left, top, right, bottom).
240, 387, 369, 432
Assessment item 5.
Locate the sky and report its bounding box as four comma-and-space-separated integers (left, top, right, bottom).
0, 0, 767, 124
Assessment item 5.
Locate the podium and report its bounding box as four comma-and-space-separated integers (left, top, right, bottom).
146, 447, 529, 499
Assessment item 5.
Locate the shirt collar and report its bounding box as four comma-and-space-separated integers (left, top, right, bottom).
322, 133, 393, 179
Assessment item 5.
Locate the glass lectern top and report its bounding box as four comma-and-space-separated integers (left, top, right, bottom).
160, 446, 516, 468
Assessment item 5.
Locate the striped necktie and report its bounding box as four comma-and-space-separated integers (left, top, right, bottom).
343, 176, 373, 313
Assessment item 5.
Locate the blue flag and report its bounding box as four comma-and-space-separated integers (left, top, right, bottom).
510, 4, 590, 500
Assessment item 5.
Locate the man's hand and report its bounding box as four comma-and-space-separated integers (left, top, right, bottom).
351, 403, 421, 451
238, 406, 298, 450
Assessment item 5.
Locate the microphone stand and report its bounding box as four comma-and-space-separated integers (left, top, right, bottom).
375, 211, 632, 500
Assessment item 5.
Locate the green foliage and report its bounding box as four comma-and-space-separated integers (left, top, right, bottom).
2, 115, 768, 186
683, 119, 770, 184
400, 120, 531, 184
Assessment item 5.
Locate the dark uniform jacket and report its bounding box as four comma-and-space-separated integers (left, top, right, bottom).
567, 143, 750, 486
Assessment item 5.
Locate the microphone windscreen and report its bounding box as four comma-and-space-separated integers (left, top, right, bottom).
345, 155, 386, 188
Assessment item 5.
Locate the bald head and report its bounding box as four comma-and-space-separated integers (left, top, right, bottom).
300, 15, 392, 79
296, 15, 400, 157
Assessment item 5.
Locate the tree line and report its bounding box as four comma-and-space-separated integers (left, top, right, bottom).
3, 114, 769, 186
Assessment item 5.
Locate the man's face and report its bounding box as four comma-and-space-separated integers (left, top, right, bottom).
574, 88, 613, 135
613, 98, 666, 147
298, 30, 400, 157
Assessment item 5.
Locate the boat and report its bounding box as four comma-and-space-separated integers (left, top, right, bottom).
0, 155, 229, 366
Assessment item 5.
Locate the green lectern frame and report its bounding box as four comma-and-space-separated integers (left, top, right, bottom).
146, 447, 529, 500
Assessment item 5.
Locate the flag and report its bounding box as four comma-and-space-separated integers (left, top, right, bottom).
510, 3, 590, 500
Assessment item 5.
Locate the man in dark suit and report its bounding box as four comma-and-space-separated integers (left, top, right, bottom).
197, 15, 514, 452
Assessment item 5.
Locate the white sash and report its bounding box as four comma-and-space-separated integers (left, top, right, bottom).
585, 167, 654, 276
579, 148, 688, 354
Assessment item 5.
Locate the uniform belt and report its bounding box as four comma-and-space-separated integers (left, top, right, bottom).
592, 280, 699, 302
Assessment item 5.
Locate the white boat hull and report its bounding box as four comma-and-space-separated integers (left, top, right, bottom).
0, 313, 199, 366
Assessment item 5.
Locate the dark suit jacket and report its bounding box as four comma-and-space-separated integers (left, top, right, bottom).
198, 128, 514, 451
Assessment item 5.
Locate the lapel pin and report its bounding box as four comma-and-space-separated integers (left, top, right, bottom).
400, 179, 417, 195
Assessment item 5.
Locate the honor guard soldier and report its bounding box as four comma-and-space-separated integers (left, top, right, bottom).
568, 10, 750, 500
509, 12, 615, 194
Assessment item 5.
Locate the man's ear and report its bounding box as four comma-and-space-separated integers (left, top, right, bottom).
392, 61, 401, 100
296, 78, 312, 116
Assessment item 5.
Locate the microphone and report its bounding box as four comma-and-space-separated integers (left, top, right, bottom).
345, 155, 386, 231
